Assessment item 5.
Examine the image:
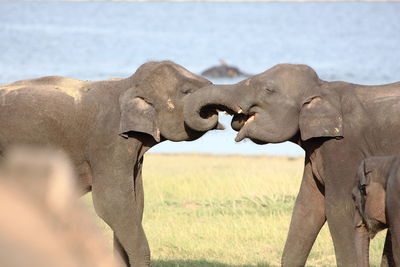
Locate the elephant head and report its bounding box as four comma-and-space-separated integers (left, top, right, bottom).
184, 64, 343, 144
119, 61, 219, 143
353, 156, 391, 236
352, 156, 393, 267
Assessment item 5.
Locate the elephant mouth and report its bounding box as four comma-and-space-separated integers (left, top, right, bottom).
198, 104, 242, 125
234, 112, 256, 142
188, 100, 261, 143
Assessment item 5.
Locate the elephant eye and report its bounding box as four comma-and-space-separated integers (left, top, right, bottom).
359, 184, 367, 196
181, 88, 194, 95
263, 87, 275, 93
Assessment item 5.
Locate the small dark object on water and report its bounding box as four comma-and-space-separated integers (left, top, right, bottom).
201, 60, 250, 78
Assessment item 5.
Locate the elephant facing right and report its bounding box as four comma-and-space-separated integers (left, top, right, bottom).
353, 155, 400, 267
183, 63, 400, 266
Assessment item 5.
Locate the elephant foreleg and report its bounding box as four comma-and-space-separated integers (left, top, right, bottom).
90, 139, 150, 267
325, 193, 358, 267
282, 160, 326, 267
114, 234, 129, 265
92, 168, 150, 267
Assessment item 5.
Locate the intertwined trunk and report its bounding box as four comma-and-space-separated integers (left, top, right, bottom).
183, 85, 243, 132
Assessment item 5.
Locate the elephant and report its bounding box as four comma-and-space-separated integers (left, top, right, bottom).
0, 147, 120, 267
183, 63, 400, 266
201, 60, 250, 78
0, 61, 218, 267
352, 155, 400, 267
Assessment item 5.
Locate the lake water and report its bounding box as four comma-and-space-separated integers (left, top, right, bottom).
1, 2, 399, 155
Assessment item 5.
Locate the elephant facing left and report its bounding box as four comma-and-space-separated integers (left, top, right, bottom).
0, 61, 217, 267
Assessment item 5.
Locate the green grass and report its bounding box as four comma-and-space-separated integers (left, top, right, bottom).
83, 154, 386, 266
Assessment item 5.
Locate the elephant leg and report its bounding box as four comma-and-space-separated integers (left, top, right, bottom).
282, 160, 326, 267
112, 158, 147, 266
386, 180, 400, 266
92, 168, 150, 267
325, 194, 358, 267
114, 233, 129, 265
90, 140, 150, 267
389, 219, 400, 266
381, 230, 395, 267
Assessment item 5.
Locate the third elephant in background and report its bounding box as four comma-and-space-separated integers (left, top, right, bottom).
183, 63, 400, 266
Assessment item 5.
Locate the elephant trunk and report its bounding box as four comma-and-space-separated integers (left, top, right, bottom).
183, 84, 243, 132
355, 220, 370, 267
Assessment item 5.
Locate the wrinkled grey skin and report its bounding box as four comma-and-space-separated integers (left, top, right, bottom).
0, 61, 216, 267
353, 156, 400, 267
184, 64, 400, 267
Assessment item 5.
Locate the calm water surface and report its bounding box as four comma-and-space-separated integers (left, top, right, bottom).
1, 2, 399, 155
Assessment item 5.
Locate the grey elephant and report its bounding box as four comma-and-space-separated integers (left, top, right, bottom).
183, 64, 400, 266
353, 156, 400, 267
0, 61, 218, 267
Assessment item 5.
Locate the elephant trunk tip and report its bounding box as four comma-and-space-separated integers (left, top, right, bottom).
355, 224, 370, 267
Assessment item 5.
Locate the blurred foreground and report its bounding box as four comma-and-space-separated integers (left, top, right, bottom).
85, 154, 387, 266
0, 147, 120, 267
0, 151, 387, 266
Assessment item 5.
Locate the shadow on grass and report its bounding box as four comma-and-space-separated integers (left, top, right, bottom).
152, 260, 272, 267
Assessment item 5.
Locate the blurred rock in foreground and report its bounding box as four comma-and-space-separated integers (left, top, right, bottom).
0, 147, 121, 267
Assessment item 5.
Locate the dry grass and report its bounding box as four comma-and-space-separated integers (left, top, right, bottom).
83, 154, 386, 266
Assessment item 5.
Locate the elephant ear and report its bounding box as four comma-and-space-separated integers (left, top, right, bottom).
119, 93, 160, 142
360, 159, 372, 186
299, 93, 343, 141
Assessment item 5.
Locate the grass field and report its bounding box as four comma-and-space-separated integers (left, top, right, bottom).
83, 154, 386, 267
